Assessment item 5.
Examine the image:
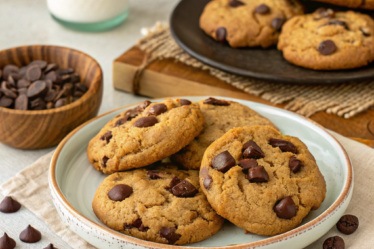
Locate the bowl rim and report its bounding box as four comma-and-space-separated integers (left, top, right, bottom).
49, 96, 353, 249
0, 45, 103, 115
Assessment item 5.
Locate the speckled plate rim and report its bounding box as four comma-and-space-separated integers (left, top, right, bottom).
49, 96, 353, 249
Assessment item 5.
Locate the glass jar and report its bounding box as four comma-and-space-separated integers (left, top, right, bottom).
47, 0, 129, 32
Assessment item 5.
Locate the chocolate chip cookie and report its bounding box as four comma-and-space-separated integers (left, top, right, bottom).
311, 0, 374, 10
199, 0, 304, 48
171, 98, 277, 170
278, 9, 374, 70
92, 163, 224, 245
87, 99, 204, 174
199, 125, 326, 235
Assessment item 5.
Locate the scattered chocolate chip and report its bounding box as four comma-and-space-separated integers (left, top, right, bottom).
138, 100, 151, 110
326, 20, 348, 30
43, 243, 57, 249
289, 156, 302, 173
336, 215, 359, 235
19, 225, 42, 243
316, 7, 335, 19
2, 65, 19, 81
108, 184, 133, 201
0, 96, 13, 107
323, 236, 345, 249
159, 227, 181, 244
179, 99, 191, 106
239, 159, 258, 173
171, 180, 198, 197
203, 97, 230, 106
132, 117, 158, 128
255, 4, 270, 14
17, 79, 30, 88
229, 0, 245, 8
318, 40, 336, 55
15, 95, 28, 110
0, 233, 16, 249
216, 27, 227, 43
247, 166, 269, 182
44, 64, 58, 74
148, 103, 168, 116
274, 197, 297, 219
271, 17, 285, 31
102, 156, 109, 167
212, 151, 236, 173
269, 138, 298, 153
243, 140, 265, 159
361, 27, 371, 36
29, 60, 47, 70
26, 65, 42, 82
0, 196, 21, 213
55, 98, 68, 108
30, 98, 46, 110
147, 170, 162, 179
100, 131, 113, 144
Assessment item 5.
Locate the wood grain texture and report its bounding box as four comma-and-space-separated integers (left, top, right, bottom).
0, 45, 103, 149
113, 46, 374, 147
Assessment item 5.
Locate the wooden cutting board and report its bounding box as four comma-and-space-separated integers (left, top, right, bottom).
113, 46, 374, 147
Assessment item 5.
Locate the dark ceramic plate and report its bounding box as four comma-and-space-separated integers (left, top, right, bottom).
170, 0, 374, 85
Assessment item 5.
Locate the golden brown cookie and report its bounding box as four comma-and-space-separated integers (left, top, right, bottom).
199, 0, 304, 48
199, 125, 326, 236
310, 0, 374, 10
278, 9, 374, 70
87, 99, 204, 174
171, 97, 277, 170
92, 163, 225, 245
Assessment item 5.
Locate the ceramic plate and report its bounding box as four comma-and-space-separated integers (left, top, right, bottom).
49, 96, 353, 249
170, 0, 374, 85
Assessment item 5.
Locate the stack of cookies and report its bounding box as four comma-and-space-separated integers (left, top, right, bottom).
88, 97, 326, 245
199, 0, 374, 70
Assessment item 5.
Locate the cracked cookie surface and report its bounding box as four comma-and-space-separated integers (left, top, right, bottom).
199, 125, 326, 236
278, 9, 374, 70
92, 163, 225, 245
87, 99, 204, 174
199, 0, 304, 48
310, 0, 374, 10
171, 98, 278, 170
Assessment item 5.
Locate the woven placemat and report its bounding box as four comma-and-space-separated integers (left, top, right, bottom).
135, 23, 374, 119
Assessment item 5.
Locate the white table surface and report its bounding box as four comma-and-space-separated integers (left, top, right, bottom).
0, 0, 178, 247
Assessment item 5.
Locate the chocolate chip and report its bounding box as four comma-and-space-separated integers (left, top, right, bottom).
0, 96, 13, 107
243, 140, 265, 159
45, 71, 62, 84
43, 243, 57, 249
147, 170, 162, 179
15, 95, 28, 110
114, 115, 130, 127
138, 100, 151, 110
19, 225, 42, 243
326, 20, 348, 30
316, 7, 335, 19
216, 27, 227, 43
102, 156, 109, 167
247, 166, 269, 182
318, 40, 336, 55
44, 89, 57, 102
203, 175, 213, 190
239, 159, 258, 173
274, 197, 297, 219
55, 98, 68, 108
29, 60, 47, 70
159, 227, 181, 244
361, 27, 371, 36
124, 218, 148, 232
132, 117, 158, 128
44, 64, 58, 74
269, 138, 298, 153
289, 156, 302, 173
2, 65, 19, 81
17, 79, 30, 89
203, 97, 230, 106
73, 91, 84, 98
57, 68, 74, 75
336, 215, 359, 235
100, 131, 113, 144
75, 83, 87, 93
271, 17, 285, 31
17, 88, 27, 96
108, 184, 133, 201
27, 80, 47, 98
323, 236, 345, 249
0, 233, 16, 249
167, 176, 182, 190
7, 76, 16, 88
229, 0, 245, 8
30, 98, 46, 110
255, 4, 270, 14
26, 65, 42, 82
70, 73, 80, 84
1, 81, 17, 99
212, 151, 236, 173
0, 196, 21, 213
148, 103, 168, 116
171, 180, 198, 197
179, 99, 191, 106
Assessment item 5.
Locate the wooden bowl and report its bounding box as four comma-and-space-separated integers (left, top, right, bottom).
0, 45, 103, 149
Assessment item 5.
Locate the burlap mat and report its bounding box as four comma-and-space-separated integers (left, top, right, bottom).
1, 131, 374, 248
136, 23, 374, 119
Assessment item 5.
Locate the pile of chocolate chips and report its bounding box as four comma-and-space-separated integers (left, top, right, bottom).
0, 60, 88, 110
